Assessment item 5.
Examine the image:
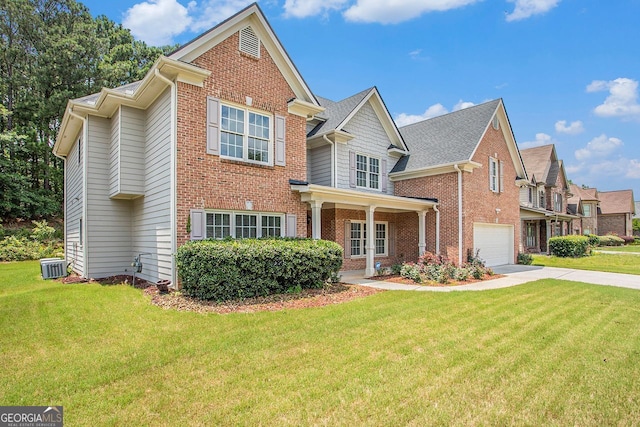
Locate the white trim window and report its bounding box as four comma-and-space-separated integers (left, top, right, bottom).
583, 204, 591, 217
349, 221, 388, 257
205, 211, 283, 239
554, 193, 563, 212
220, 104, 271, 165
356, 154, 380, 190
489, 157, 498, 192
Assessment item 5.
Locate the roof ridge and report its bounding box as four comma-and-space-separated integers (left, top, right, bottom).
398, 98, 501, 130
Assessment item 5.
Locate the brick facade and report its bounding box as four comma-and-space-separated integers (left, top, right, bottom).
598, 213, 630, 236
175, 32, 308, 247
395, 125, 521, 264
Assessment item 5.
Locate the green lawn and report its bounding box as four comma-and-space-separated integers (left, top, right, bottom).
594, 245, 640, 253
2, 261, 640, 425
532, 252, 640, 275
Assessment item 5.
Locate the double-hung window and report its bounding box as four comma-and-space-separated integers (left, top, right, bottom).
554, 193, 563, 212
356, 154, 380, 190
205, 211, 283, 239
349, 221, 387, 257
220, 104, 271, 164
583, 204, 591, 217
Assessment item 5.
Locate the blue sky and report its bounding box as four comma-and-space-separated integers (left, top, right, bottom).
81, 0, 640, 199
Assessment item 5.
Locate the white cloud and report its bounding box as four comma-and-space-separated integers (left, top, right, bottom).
190, 0, 255, 33
519, 132, 554, 149
505, 0, 560, 22
555, 120, 584, 135
343, 0, 481, 24
574, 134, 622, 161
453, 100, 475, 111
587, 78, 640, 119
283, 0, 349, 19
395, 103, 448, 127
627, 159, 640, 179
394, 100, 474, 127
123, 0, 194, 46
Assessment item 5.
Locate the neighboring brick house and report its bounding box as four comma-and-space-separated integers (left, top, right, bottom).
519, 144, 577, 253
597, 190, 635, 237
391, 100, 528, 267
567, 184, 599, 235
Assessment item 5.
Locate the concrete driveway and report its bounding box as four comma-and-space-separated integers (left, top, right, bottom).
340, 265, 640, 292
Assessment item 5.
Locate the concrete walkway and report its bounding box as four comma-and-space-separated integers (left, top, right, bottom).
340, 265, 640, 292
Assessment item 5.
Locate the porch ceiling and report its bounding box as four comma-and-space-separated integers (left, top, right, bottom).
290, 183, 437, 213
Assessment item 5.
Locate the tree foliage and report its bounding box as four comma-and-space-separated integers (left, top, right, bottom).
0, 0, 174, 220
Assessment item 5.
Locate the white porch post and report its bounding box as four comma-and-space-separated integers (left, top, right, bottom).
418, 210, 427, 255
365, 205, 376, 277
545, 219, 552, 254
310, 200, 323, 240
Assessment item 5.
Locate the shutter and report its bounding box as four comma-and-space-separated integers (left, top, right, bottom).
344, 220, 351, 259
381, 159, 387, 192
190, 209, 206, 240
349, 151, 356, 188
275, 115, 286, 166
206, 97, 220, 155
388, 223, 396, 257
286, 214, 297, 237
499, 160, 505, 193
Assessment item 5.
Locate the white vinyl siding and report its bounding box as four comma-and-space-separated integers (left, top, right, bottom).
335, 101, 394, 194
131, 88, 173, 282
307, 145, 332, 186
65, 134, 85, 275
85, 116, 133, 278
109, 106, 145, 198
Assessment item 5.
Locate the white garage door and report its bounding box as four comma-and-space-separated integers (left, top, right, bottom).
473, 223, 514, 267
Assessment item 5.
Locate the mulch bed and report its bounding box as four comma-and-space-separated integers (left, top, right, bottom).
59, 272, 501, 314
144, 283, 384, 314
374, 273, 503, 287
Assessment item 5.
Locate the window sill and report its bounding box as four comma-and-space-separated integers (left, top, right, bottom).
220, 157, 274, 170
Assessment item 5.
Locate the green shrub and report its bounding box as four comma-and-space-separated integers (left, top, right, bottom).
620, 235, 635, 245
517, 252, 533, 265
0, 236, 63, 261
597, 235, 625, 246
400, 263, 422, 283
31, 220, 56, 242
586, 234, 600, 247
175, 238, 343, 301
548, 235, 590, 257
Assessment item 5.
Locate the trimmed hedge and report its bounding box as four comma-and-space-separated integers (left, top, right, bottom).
597, 235, 625, 246
548, 235, 590, 257
175, 238, 343, 301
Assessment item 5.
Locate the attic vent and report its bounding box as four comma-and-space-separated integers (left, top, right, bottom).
492, 115, 500, 130
239, 26, 260, 58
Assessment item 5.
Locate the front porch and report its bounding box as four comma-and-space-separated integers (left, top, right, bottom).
291, 183, 439, 277
521, 207, 578, 253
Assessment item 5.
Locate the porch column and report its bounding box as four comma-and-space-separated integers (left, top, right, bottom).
545, 220, 552, 254
417, 210, 427, 255
365, 205, 376, 277
310, 200, 323, 239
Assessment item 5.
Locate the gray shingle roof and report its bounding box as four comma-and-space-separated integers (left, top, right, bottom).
519, 144, 555, 184
308, 87, 374, 137
598, 190, 635, 215
392, 99, 501, 172
73, 81, 144, 106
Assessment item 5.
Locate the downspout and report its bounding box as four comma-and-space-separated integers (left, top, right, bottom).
453, 164, 463, 265
433, 205, 440, 255
154, 69, 177, 287
322, 134, 337, 187
67, 107, 88, 277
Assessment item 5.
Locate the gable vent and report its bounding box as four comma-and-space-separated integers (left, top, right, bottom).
239, 26, 260, 58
